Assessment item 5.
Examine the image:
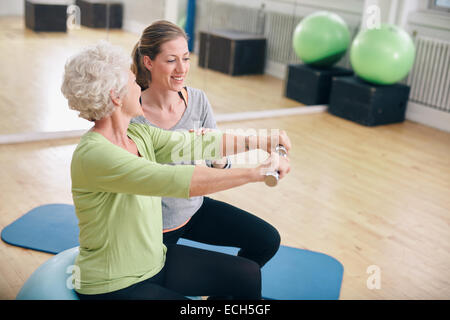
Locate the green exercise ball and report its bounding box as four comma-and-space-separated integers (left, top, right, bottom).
350, 24, 415, 85
292, 11, 351, 67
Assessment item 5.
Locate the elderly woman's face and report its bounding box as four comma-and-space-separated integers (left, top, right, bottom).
150, 36, 190, 92
121, 69, 142, 117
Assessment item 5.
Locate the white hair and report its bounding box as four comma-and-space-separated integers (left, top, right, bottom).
61, 40, 132, 121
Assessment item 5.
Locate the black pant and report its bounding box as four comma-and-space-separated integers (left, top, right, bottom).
164, 197, 281, 268
76, 198, 279, 300
76, 243, 261, 300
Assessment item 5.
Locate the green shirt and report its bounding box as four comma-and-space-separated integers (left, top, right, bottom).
71, 123, 222, 295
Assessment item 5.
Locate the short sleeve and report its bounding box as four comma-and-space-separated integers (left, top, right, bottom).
200, 91, 218, 130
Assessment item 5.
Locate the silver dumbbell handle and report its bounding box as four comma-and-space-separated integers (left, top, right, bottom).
264, 145, 287, 187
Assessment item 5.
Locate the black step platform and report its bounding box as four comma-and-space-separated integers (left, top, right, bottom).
328, 76, 411, 126
198, 29, 266, 76
76, 0, 123, 29
25, 0, 70, 32
285, 64, 353, 105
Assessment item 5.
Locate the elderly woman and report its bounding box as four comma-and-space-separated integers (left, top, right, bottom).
61, 41, 291, 300
131, 20, 282, 274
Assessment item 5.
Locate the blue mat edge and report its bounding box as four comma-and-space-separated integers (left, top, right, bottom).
1, 203, 77, 255
269, 244, 344, 300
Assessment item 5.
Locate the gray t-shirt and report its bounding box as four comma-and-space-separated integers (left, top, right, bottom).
130, 87, 217, 231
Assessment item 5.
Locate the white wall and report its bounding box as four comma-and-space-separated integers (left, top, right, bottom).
0, 0, 25, 16
122, 0, 166, 34
164, 0, 187, 24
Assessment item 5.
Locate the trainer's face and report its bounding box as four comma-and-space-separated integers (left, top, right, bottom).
147, 36, 190, 92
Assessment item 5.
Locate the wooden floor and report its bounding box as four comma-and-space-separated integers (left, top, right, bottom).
1, 17, 450, 300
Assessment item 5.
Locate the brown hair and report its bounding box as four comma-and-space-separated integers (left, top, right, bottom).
131, 20, 188, 90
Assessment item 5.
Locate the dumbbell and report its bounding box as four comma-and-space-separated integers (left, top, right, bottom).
264, 145, 288, 187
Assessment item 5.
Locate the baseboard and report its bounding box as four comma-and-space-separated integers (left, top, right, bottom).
215, 105, 327, 122
405, 101, 450, 133
0, 129, 88, 145
264, 60, 287, 80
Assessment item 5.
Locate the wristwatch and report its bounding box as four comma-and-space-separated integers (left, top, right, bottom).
205, 156, 232, 169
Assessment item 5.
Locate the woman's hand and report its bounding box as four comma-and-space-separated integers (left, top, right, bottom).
254, 152, 291, 182
275, 130, 291, 154
189, 127, 212, 136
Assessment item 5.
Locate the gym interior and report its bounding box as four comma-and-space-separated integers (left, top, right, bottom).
0, 0, 449, 301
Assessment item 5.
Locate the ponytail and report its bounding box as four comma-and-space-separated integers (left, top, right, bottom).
131, 41, 151, 90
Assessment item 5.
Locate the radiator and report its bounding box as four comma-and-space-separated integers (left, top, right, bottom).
264, 12, 302, 64
406, 36, 450, 113
196, 1, 264, 36
265, 11, 359, 68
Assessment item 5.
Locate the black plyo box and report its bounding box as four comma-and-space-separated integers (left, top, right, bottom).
285, 64, 353, 105
25, 0, 68, 32
76, 0, 123, 29
328, 76, 411, 126
198, 29, 266, 76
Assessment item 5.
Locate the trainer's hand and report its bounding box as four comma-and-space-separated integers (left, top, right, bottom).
189, 127, 212, 136
255, 130, 291, 154
272, 130, 291, 154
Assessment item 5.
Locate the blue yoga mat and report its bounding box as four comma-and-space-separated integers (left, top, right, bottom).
1, 204, 79, 255
2, 204, 344, 300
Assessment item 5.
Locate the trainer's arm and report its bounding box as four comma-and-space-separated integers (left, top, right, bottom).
142, 123, 290, 163
221, 132, 291, 156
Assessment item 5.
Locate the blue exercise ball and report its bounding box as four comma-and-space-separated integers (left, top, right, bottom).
16, 247, 80, 300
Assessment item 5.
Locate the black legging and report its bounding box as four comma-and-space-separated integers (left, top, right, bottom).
76, 198, 279, 300
76, 244, 261, 300
164, 197, 281, 268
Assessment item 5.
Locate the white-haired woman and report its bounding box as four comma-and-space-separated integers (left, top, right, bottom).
61, 41, 291, 300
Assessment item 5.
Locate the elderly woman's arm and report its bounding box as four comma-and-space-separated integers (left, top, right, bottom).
189, 166, 258, 197
188, 132, 291, 195
189, 151, 289, 197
